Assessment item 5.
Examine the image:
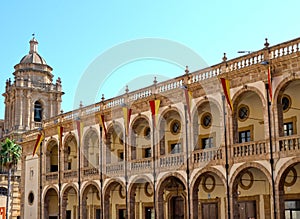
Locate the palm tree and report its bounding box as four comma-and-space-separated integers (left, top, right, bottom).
0, 138, 22, 219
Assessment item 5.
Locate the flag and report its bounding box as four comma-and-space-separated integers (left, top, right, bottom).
268, 66, 272, 101
149, 99, 160, 127
220, 78, 233, 111
76, 120, 84, 143
57, 125, 63, 147
99, 114, 107, 138
122, 107, 132, 136
32, 132, 44, 156
184, 89, 193, 120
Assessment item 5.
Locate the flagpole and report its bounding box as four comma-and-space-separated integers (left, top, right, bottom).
39, 128, 44, 219
76, 119, 81, 219
124, 132, 128, 219
99, 125, 104, 219
58, 122, 62, 219
265, 83, 277, 219
151, 114, 157, 219
184, 104, 191, 219
222, 95, 231, 219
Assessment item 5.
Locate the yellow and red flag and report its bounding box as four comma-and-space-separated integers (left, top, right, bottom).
32, 131, 45, 156
184, 89, 193, 120
122, 107, 132, 136
220, 78, 233, 111
268, 66, 272, 101
149, 99, 160, 127
76, 120, 84, 143
57, 125, 63, 147
99, 114, 107, 138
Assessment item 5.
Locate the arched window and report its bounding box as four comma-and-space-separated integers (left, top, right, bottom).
34, 101, 43, 122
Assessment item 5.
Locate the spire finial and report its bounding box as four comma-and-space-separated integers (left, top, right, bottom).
153, 76, 157, 85
29, 34, 38, 54
125, 85, 129, 94
185, 66, 189, 74
222, 53, 227, 62
264, 38, 269, 48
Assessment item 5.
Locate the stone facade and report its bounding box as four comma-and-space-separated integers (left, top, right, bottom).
2, 37, 300, 219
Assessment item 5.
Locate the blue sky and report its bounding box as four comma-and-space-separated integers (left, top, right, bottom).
0, 0, 299, 118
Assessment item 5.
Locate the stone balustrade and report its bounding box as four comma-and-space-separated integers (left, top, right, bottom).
279, 135, 300, 152
193, 147, 223, 164
159, 153, 184, 169
233, 141, 267, 157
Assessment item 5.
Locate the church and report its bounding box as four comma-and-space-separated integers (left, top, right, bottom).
1, 36, 300, 219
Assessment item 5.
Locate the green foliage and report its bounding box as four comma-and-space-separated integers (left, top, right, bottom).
0, 138, 22, 168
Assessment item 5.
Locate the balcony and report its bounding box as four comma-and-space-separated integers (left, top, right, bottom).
159, 153, 185, 170
63, 170, 77, 179
45, 172, 58, 182
105, 162, 124, 177
279, 135, 300, 154
83, 167, 99, 177
130, 158, 152, 175
193, 147, 223, 167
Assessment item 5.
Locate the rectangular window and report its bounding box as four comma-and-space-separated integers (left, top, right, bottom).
118, 151, 124, 162
284, 122, 294, 136
202, 137, 214, 149
239, 130, 251, 143
144, 148, 152, 158
170, 143, 182, 154
50, 165, 58, 172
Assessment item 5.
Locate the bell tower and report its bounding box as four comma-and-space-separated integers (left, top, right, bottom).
2, 37, 64, 137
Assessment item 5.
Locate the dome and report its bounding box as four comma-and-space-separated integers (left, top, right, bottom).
19, 37, 47, 65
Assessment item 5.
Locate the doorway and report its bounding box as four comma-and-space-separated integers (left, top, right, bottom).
202, 202, 218, 219
170, 196, 185, 219
238, 200, 256, 219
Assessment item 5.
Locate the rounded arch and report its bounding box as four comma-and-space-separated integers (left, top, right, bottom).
190, 167, 226, 192
273, 75, 300, 105
230, 162, 272, 219
103, 178, 126, 219
275, 157, 300, 187
128, 174, 153, 193
156, 171, 187, 192
191, 96, 222, 124
43, 186, 59, 219
231, 86, 267, 143
81, 180, 101, 198
63, 132, 77, 146
130, 116, 151, 160
63, 133, 78, 171
82, 127, 100, 167
156, 172, 187, 219
157, 106, 184, 128
130, 114, 150, 129
46, 138, 58, 149
82, 126, 99, 140
232, 85, 266, 110
230, 162, 272, 188
191, 97, 223, 150
43, 185, 59, 199
103, 178, 125, 194
45, 138, 59, 173
61, 183, 79, 195
106, 121, 124, 134
276, 157, 300, 219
